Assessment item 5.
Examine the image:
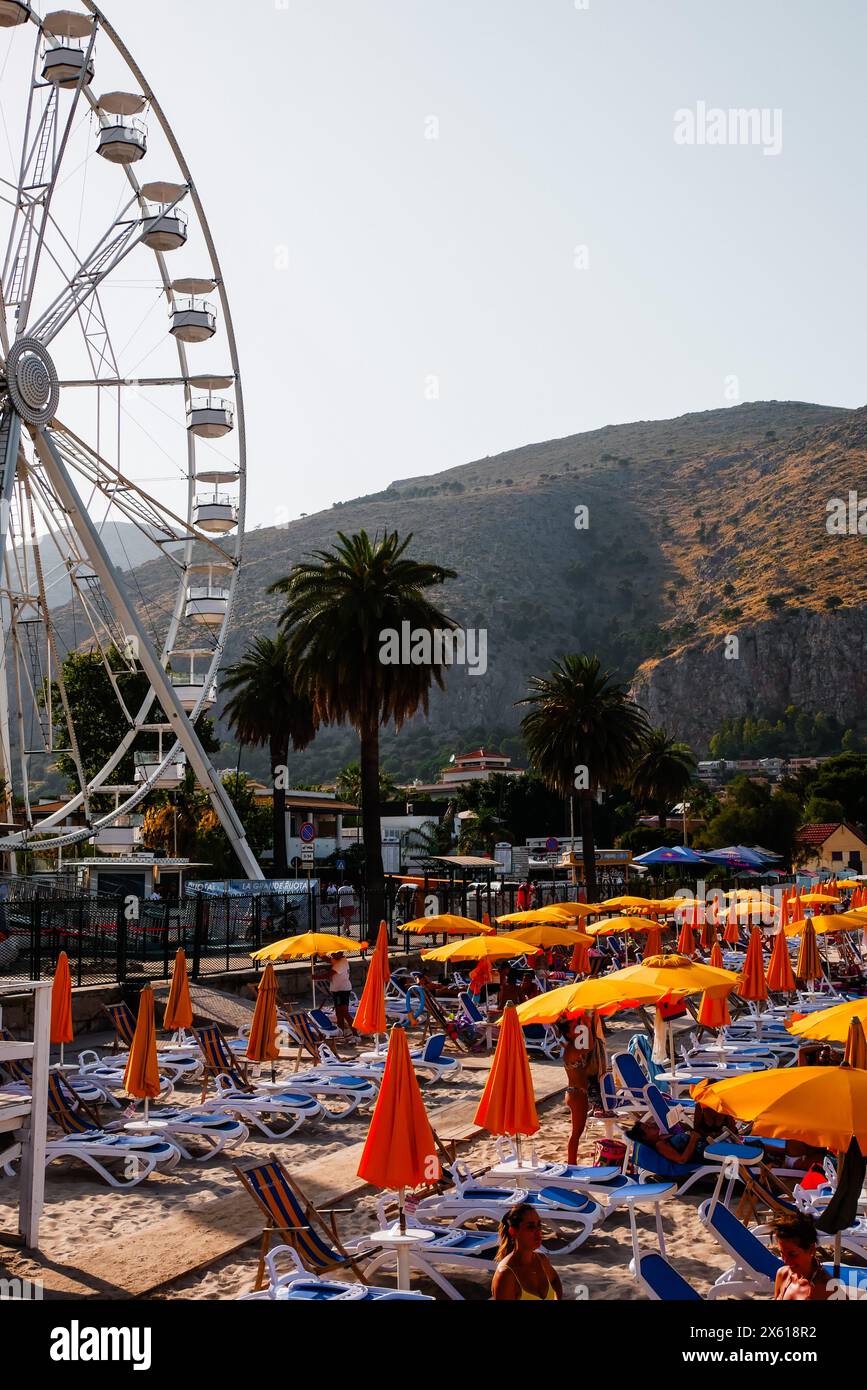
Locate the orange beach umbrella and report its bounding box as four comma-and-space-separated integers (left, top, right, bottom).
163, 948, 193, 1032
474, 1002, 539, 1140
766, 929, 796, 994
357, 1026, 441, 1237
698, 941, 731, 1028
123, 985, 161, 1103
50, 951, 74, 1046
353, 921, 390, 1036
737, 927, 769, 1003
795, 917, 822, 985
246, 962, 280, 1064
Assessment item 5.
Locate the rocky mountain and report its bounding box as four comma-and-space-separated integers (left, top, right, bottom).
50, 398, 867, 780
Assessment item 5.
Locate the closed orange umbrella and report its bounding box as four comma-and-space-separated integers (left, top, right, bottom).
163, 948, 193, 1032
843, 1018, 867, 1069
790, 889, 805, 925
723, 897, 741, 946
569, 941, 591, 975
795, 917, 823, 985
676, 918, 696, 957
698, 940, 731, 1027
50, 950, 74, 1050
767, 928, 796, 993
700, 916, 716, 952
123, 985, 161, 1104
475, 1002, 539, 1144
247, 962, 280, 1064
353, 921, 390, 1037
737, 927, 769, 1002
643, 925, 663, 958
357, 1025, 441, 1240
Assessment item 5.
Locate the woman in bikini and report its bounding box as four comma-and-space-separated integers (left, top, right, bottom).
491, 1202, 563, 1301
560, 1016, 593, 1165
772, 1212, 831, 1301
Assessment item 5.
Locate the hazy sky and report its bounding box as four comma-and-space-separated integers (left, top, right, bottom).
111, 0, 866, 527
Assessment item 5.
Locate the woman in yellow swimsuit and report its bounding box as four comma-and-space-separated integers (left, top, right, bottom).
491, 1202, 563, 1301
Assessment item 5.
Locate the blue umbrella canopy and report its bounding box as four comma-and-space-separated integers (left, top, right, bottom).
632, 845, 709, 866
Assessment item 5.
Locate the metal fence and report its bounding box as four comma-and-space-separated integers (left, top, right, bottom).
0, 867, 631, 987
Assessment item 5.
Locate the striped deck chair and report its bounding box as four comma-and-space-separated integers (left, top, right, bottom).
196, 1023, 250, 1100
234, 1156, 373, 1290
46, 1073, 103, 1133
422, 989, 474, 1053
284, 1013, 330, 1071
102, 1002, 137, 1052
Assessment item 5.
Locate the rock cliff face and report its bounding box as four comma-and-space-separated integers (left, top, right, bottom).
633, 609, 867, 753
46, 396, 867, 778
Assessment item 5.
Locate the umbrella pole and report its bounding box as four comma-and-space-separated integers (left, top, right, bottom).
834, 1230, 841, 1280
516, 1133, 523, 1169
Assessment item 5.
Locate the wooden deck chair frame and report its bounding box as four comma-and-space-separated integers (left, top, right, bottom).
735, 1163, 799, 1225
285, 1013, 335, 1073
101, 1002, 136, 1053
234, 1156, 376, 1290
421, 988, 473, 1053
196, 1024, 250, 1101
47, 1073, 104, 1133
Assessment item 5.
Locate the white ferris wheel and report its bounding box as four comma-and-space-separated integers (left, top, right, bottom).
0, 1, 263, 877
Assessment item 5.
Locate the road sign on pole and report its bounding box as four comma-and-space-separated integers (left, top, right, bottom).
301, 844, 315, 863
300, 822, 316, 844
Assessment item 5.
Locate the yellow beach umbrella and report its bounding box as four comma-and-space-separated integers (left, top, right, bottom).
787, 997, 867, 1047
785, 912, 864, 937
513, 974, 666, 1026
509, 924, 593, 950
600, 895, 656, 911
693, 1066, 867, 1152
843, 1019, 867, 1069
474, 1002, 539, 1145
800, 892, 843, 908
402, 914, 494, 936
251, 932, 367, 1009
612, 954, 739, 1000
422, 934, 540, 964
246, 962, 280, 1066
252, 931, 364, 960
496, 902, 596, 925
163, 948, 193, 1033
795, 918, 822, 985
587, 915, 652, 937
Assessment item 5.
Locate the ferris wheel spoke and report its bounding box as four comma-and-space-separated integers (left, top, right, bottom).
3, 15, 100, 341
50, 415, 237, 564
26, 421, 259, 875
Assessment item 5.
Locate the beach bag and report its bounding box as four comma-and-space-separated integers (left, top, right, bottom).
593, 1138, 626, 1169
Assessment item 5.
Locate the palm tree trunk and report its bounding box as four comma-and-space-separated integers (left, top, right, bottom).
271, 734, 289, 877
360, 718, 385, 931
579, 790, 598, 902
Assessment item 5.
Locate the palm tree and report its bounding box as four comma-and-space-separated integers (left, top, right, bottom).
222, 633, 318, 876
335, 762, 400, 807
630, 728, 697, 830
271, 530, 457, 926
457, 809, 513, 858
519, 654, 649, 901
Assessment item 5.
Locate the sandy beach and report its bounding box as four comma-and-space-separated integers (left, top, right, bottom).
0, 1015, 736, 1302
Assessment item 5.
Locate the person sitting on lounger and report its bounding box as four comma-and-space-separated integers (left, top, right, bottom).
771, 1212, 831, 1301
627, 1106, 726, 1166
491, 1202, 563, 1301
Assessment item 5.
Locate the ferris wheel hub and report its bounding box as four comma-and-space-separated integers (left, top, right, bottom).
5, 337, 59, 427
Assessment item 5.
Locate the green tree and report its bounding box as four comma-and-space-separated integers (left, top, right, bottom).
457, 809, 513, 857
194, 772, 272, 878
519, 654, 649, 900
222, 634, 318, 876
696, 777, 801, 860
44, 647, 218, 795
271, 530, 457, 926
629, 728, 697, 829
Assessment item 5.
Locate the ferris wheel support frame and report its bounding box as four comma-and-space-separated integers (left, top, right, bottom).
31, 424, 263, 880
